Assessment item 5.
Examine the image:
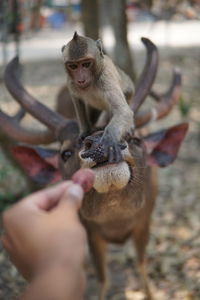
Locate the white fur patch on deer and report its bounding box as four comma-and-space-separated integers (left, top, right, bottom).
92, 161, 130, 193
79, 143, 132, 193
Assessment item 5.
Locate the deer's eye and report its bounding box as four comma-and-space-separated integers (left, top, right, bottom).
61, 150, 73, 162
69, 64, 78, 70
133, 137, 142, 147
82, 61, 91, 68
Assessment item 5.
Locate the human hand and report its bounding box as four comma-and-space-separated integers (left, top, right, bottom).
1, 169, 94, 282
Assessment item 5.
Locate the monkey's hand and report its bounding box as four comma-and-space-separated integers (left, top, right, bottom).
78, 130, 91, 145
100, 130, 122, 163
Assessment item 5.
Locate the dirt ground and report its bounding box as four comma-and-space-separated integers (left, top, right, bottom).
0, 45, 199, 300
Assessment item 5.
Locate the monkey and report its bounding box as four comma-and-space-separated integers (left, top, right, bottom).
61, 32, 135, 163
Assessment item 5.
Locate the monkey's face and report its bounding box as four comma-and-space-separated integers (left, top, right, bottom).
65, 58, 94, 89
62, 33, 104, 89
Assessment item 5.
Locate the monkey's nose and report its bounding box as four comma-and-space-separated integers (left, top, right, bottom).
78, 80, 85, 85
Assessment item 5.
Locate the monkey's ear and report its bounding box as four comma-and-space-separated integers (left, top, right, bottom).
96, 39, 104, 57
61, 45, 66, 53
11, 145, 61, 185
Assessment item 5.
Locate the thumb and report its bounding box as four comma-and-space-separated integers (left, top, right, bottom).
57, 183, 84, 211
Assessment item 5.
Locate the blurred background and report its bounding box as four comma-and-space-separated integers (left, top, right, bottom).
0, 1, 200, 299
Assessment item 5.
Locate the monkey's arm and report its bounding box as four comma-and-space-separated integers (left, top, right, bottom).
100, 89, 134, 162
117, 67, 135, 103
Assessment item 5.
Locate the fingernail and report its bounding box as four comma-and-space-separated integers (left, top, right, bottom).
66, 184, 84, 202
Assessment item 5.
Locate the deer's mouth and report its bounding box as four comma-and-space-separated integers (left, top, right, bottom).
79, 139, 135, 193
92, 160, 131, 193
92, 159, 109, 169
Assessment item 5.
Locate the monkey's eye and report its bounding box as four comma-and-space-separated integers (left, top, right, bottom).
69, 64, 78, 70
82, 62, 91, 68
61, 150, 73, 162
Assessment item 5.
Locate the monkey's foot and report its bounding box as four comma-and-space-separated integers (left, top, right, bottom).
100, 135, 122, 163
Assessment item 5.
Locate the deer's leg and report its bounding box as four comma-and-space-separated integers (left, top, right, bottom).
87, 231, 108, 300
132, 221, 154, 300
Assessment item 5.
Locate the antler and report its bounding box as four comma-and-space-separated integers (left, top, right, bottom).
131, 38, 159, 113
1, 56, 76, 144
135, 70, 181, 128
0, 108, 55, 144
4, 57, 69, 134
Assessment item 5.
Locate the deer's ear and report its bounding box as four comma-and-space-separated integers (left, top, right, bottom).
144, 123, 189, 167
11, 145, 62, 185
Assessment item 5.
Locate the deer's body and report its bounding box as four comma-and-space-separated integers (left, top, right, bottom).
58, 123, 159, 299
82, 167, 157, 243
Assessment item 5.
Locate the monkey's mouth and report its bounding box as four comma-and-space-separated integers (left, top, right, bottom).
77, 82, 90, 90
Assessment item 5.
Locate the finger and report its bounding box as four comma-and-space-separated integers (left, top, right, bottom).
115, 146, 122, 163
26, 167, 94, 211
2, 182, 73, 233
108, 146, 115, 163
22, 181, 73, 211
57, 184, 84, 211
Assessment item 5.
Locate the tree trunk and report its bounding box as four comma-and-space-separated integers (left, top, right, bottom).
81, 0, 100, 40
109, 0, 136, 81
30, 0, 43, 31
140, 0, 153, 10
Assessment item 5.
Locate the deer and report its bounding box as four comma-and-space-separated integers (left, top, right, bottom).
0, 38, 188, 300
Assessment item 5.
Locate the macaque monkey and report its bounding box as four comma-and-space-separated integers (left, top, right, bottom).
61, 32, 134, 163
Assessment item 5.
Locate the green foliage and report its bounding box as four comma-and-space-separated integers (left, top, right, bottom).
0, 151, 27, 212
178, 95, 191, 117
0, 193, 19, 212
0, 165, 9, 182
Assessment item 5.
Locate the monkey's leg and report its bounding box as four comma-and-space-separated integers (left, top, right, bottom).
132, 222, 154, 300
73, 97, 91, 135
96, 111, 109, 128
86, 105, 101, 128
56, 86, 76, 119
87, 231, 108, 300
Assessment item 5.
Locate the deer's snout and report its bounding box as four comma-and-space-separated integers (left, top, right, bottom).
81, 135, 108, 164
79, 135, 132, 193
80, 134, 127, 165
